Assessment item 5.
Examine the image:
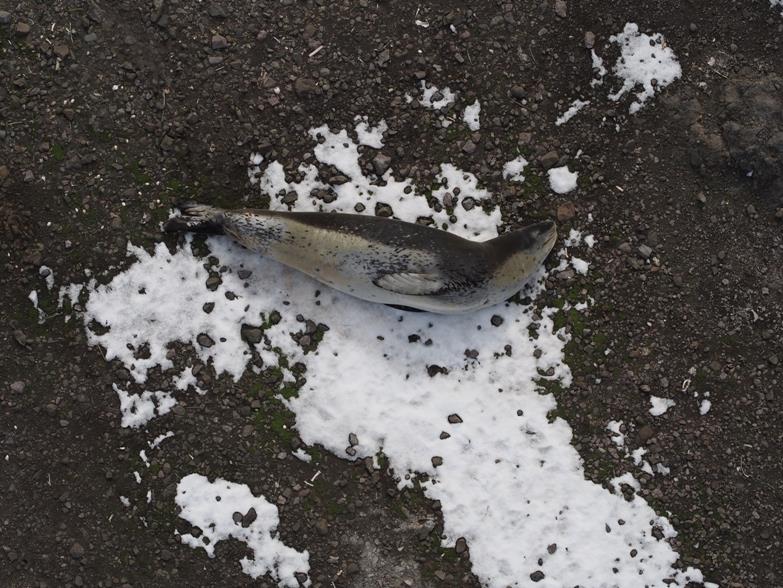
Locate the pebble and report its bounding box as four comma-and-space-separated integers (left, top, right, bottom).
372, 153, 392, 175
638, 425, 655, 442
510, 85, 527, 100
539, 150, 559, 170
584, 31, 595, 49
207, 3, 227, 18
10, 381, 25, 393
638, 244, 653, 259
237, 269, 252, 279
0, 165, 8, 179
197, 334, 215, 348
530, 570, 545, 582
556, 201, 575, 222
211, 34, 228, 50
0, 11, 11, 25
554, 0, 567, 18
15, 22, 30, 36
454, 537, 468, 554
53, 44, 70, 59
294, 77, 318, 97
695, 191, 707, 204
447, 414, 463, 424
69, 542, 85, 559
490, 315, 504, 327
462, 140, 477, 155
431, 456, 444, 467
241, 325, 263, 345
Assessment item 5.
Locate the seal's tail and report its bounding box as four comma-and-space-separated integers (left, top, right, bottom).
163, 201, 225, 234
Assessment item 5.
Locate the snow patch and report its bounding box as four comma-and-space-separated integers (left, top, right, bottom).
649, 395, 676, 417
462, 99, 481, 131
176, 473, 310, 587
699, 399, 711, 415
114, 384, 176, 428
555, 99, 590, 126
40, 265, 55, 290
502, 156, 528, 183
354, 116, 388, 148
548, 166, 579, 194
419, 81, 455, 110
608, 23, 682, 114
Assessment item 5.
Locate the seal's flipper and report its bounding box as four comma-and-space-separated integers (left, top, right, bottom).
385, 304, 425, 312
163, 202, 225, 234
374, 272, 446, 296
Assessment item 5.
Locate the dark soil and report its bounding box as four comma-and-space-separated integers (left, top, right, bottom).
2, 1, 781, 587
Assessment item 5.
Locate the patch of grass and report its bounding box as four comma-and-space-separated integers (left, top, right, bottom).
51, 143, 66, 161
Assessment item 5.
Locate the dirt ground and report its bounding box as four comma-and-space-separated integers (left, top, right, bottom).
2, 1, 782, 587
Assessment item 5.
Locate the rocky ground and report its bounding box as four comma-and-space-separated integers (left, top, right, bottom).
2, 1, 782, 587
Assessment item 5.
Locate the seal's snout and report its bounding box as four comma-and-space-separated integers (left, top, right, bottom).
532, 219, 557, 246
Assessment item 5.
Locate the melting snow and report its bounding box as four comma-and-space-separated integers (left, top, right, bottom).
353, 116, 388, 148
699, 399, 712, 415
555, 99, 590, 126
176, 474, 310, 586
502, 156, 528, 183
462, 99, 481, 131
649, 395, 676, 417
608, 23, 682, 114
62, 119, 709, 587
548, 166, 579, 194
419, 81, 456, 110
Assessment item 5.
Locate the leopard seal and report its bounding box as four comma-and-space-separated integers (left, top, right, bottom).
163, 202, 557, 314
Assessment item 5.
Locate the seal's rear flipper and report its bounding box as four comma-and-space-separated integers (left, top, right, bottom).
163, 201, 225, 234
385, 304, 425, 312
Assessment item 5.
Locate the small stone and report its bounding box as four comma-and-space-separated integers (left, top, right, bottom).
439, 431, 450, 439
207, 55, 223, 65
490, 315, 504, 327
510, 85, 527, 100
554, 0, 567, 18
689, 22, 698, 33
454, 537, 468, 554
540, 150, 559, 169
294, 572, 309, 585
69, 542, 85, 560
769, 355, 779, 366
241, 325, 263, 345
372, 153, 392, 175
242, 507, 257, 527
211, 34, 228, 50
160, 549, 173, 561
294, 77, 318, 97
431, 456, 444, 467
530, 570, 545, 582
83, 32, 97, 43
584, 31, 595, 49
348, 433, 359, 446
197, 334, 215, 348
53, 44, 70, 59
375, 203, 393, 217
10, 381, 25, 393
15, 22, 30, 36
774, 208, 783, 220
547, 543, 557, 554
447, 414, 463, 424
638, 425, 655, 442
315, 518, 328, 535
0, 165, 8, 179
238, 269, 252, 279
556, 201, 575, 221
207, 3, 227, 18
462, 140, 477, 155
202, 302, 215, 314
206, 275, 221, 290
746, 204, 757, 216
695, 191, 707, 204
0, 11, 11, 25
637, 244, 653, 259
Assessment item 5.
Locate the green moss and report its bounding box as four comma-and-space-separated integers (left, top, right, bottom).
129, 161, 151, 186
51, 143, 66, 161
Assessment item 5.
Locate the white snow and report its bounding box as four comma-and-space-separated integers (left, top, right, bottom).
120, 496, 131, 507
590, 50, 607, 87
548, 166, 578, 194
570, 257, 589, 275
564, 229, 582, 247
62, 119, 709, 588
501, 156, 528, 183
608, 23, 682, 114
699, 399, 711, 415
419, 81, 456, 110
771, 0, 783, 14
462, 99, 481, 131
656, 463, 671, 476
176, 473, 310, 586
584, 234, 596, 248
649, 395, 676, 417
149, 431, 175, 449
292, 448, 312, 463
555, 99, 590, 126
607, 420, 625, 446
353, 116, 388, 148
114, 384, 176, 428
28, 290, 45, 323
39, 265, 55, 290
